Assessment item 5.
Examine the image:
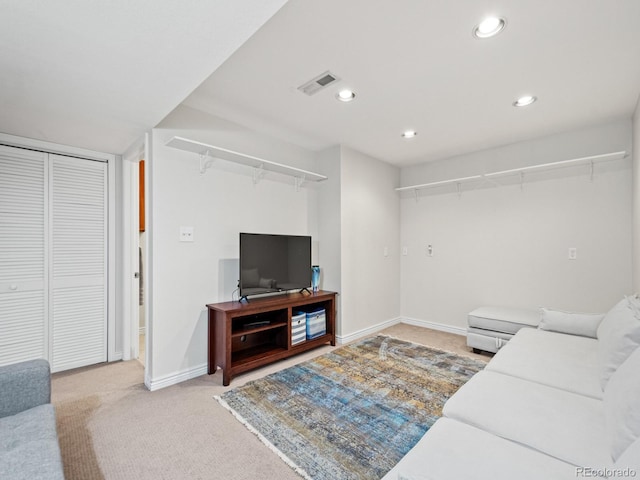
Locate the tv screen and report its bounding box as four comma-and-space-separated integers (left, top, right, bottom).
239, 233, 312, 299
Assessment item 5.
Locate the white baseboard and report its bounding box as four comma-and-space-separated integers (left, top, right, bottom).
336, 317, 402, 344
145, 363, 208, 391
400, 316, 467, 336
109, 351, 123, 362
336, 316, 467, 344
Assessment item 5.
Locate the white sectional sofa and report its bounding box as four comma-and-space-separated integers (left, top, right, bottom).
383, 296, 640, 480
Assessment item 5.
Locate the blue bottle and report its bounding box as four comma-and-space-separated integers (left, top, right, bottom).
311, 265, 320, 292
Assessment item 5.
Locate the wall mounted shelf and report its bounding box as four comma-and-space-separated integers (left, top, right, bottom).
395, 150, 628, 195
165, 136, 327, 184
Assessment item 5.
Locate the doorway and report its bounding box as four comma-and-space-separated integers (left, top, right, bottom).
138, 159, 146, 366
122, 137, 147, 369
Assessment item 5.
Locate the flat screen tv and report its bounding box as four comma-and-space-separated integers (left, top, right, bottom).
239, 233, 312, 300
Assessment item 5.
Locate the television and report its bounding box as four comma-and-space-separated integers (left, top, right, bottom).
239, 233, 312, 300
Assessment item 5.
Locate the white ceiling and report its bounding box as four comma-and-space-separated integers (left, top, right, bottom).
1, 1, 639, 165
0, 0, 287, 154
183, 0, 640, 166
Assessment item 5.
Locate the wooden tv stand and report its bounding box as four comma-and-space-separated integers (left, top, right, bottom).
206, 290, 336, 386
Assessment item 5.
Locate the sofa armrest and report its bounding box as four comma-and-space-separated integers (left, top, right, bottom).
0, 359, 51, 418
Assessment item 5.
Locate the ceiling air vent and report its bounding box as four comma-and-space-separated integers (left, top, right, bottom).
298, 71, 341, 96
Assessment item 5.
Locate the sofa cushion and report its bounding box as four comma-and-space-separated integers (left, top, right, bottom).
604, 346, 640, 461
0, 404, 65, 480
467, 306, 540, 335
443, 370, 611, 469
539, 308, 604, 338
381, 418, 577, 480
485, 328, 602, 399
597, 296, 640, 390
614, 435, 640, 475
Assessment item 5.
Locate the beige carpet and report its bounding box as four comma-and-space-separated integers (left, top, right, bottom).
52, 325, 489, 480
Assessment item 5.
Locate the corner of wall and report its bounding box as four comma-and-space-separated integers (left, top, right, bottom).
338, 147, 401, 336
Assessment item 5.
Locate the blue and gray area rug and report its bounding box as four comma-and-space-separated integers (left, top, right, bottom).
215, 335, 485, 480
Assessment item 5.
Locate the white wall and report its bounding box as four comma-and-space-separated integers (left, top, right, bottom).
633, 97, 640, 293
146, 105, 320, 389
146, 109, 402, 387
144, 105, 634, 387
400, 120, 633, 331
339, 147, 401, 340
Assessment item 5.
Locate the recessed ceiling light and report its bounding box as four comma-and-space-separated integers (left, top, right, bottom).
513, 95, 537, 107
336, 89, 356, 102
473, 16, 506, 39
402, 130, 417, 139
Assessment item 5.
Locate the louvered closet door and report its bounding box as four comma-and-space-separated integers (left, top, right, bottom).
0, 146, 48, 365
50, 154, 107, 372
0, 147, 107, 371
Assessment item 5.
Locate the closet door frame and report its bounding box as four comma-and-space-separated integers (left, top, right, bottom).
0, 132, 118, 364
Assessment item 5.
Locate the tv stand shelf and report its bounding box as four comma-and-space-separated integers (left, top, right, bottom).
231, 321, 288, 338
206, 290, 336, 386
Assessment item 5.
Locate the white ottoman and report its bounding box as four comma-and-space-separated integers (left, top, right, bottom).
467, 306, 540, 353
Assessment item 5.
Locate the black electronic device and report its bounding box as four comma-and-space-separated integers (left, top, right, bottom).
239, 233, 312, 301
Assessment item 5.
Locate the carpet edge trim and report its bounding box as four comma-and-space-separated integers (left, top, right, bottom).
214, 395, 313, 480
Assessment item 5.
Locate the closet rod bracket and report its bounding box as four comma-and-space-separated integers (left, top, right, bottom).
253, 164, 265, 185
294, 174, 306, 192
199, 150, 214, 174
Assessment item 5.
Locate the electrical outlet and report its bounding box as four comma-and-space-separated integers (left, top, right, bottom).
402, 246, 408, 256
427, 244, 433, 257
180, 226, 194, 242
568, 247, 577, 260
